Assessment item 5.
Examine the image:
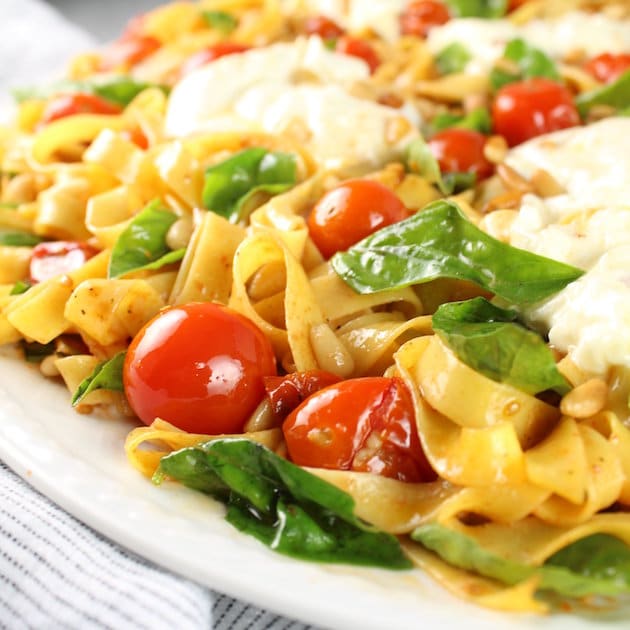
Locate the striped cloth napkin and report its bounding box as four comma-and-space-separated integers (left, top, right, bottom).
0, 1, 315, 628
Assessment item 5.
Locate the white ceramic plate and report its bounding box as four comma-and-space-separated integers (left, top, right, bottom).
0, 350, 627, 630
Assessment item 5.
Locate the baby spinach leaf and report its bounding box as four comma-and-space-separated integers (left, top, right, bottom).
156, 438, 412, 569
432, 297, 571, 395
201, 10, 238, 33
431, 108, 492, 134
202, 148, 297, 223
0, 231, 45, 247
331, 200, 583, 305
9, 280, 31, 295
444, 0, 507, 17
71, 351, 126, 406
576, 69, 630, 117
435, 43, 471, 75
490, 38, 560, 91
412, 523, 630, 598
108, 200, 185, 278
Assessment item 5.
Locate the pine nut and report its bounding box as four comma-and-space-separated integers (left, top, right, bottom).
560, 379, 608, 419
483, 135, 508, 165
165, 216, 193, 251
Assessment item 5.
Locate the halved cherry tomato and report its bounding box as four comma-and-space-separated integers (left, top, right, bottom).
399, 1, 450, 38
303, 15, 345, 39
100, 35, 161, 71
428, 128, 494, 179
283, 377, 435, 483
584, 53, 630, 84
124, 302, 277, 434
492, 78, 580, 147
335, 37, 380, 74
29, 241, 99, 284
307, 179, 408, 259
180, 43, 252, 75
40, 93, 122, 125
264, 370, 342, 421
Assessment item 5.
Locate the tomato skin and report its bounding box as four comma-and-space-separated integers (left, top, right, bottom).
307, 179, 408, 259
124, 303, 277, 434
121, 127, 149, 150
180, 43, 252, 75
100, 35, 161, 71
283, 377, 434, 483
29, 241, 99, 283
492, 78, 580, 147
335, 37, 380, 74
303, 15, 345, 39
428, 128, 494, 179
399, 1, 450, 38
40, 93, 122, 125
584, 53, 630, 84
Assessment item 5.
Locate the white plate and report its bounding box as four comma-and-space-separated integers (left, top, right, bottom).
0, 351, 627, 630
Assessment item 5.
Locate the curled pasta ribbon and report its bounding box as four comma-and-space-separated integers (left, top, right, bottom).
125, 418, 283, 478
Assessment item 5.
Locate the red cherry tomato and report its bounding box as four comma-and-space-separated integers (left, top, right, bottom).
335, 37, 380, 74
264, 370, 342, 421
29, 241, 99, 283
40, 93, 122, 125
121, 127, 149, 150
399, 1, 450, 38
584, 53, 630, 84
283, 377, 435, 483
428, 128, 494, 179
307, 179, 408, 259
180, 43, 252, 75
492, 78, 580, 147
124, 302, 277, 434
303, 15, 345, 39
100, 35, 161, 71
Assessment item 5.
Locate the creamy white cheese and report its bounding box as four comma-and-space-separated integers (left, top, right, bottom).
427, 11, 630, 75
165, 37, 419, 173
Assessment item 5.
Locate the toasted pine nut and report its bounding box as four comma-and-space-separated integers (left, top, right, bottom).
244, 399, 278, 433
530, 169, 565, 198
560, 378, 608, 419
40, 355, 60, 378
496, 163, 533, 193
478, 209, 518, 243
165, 216, 194, 251
483, 135, 508, 165
482, 189, 525, 213
310, 322, 355, 378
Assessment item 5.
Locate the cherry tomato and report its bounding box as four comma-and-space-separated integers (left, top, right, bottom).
584, 53, 630, 84
40, 93, 122, 125
428, 128, 494, 179
335, 37, 380, 74
283, 377, 435, 483
492, 78, 580, 147
124, 302, 277, 434
507, 0, 529, 10
307, 179, 408, 259
100, 35, 161, 71
121, 127, 149, 150
29, 241, 99, 283
180, 43, 252, 76
303, 15, 345, 39
399, 1, 450, 38
264, 370, 342, 421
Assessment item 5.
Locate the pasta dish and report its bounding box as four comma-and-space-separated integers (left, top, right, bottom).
1, 0, 630, 615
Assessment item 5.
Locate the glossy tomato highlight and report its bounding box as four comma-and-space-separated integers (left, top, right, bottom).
124, 303, 277, 434
428, 128, 494, 179
399, 1, 451, 38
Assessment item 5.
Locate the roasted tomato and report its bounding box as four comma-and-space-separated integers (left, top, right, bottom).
428, 128, 494, 179
40, 93, 122, 125
29, 241, 99, 283
283, 377, 435, 483
492, 78, 580, 146
124, 302, 277, 434
399, 1, 451, 38
335, 36, 381, 74
100, 34, 161, 71
307, 179, 409, 259
180, 43, 252, 75
584, 53, 630, 84
303, 15, 345, 39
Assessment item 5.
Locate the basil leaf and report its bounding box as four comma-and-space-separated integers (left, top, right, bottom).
108, 200, 185, 278
71, 351, 126, 406
576, 69, 630, 117
442, 171, 476, 194
10, 280, 31, 295
412, 523, 630, 598
431, 108, 492, 134
0, 231, 45, 247
201, 10, 238, 33
433, 297, 571, 395
21, 340, 55, 363
490, 38, 560, 91
435, 43, 471, 75
157, 438, 412, 569
0, 202, 18, 210
331, 200, 584, 305
202, 148, 297, 223
444, 0, 507, 17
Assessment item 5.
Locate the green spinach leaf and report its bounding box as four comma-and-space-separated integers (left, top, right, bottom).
71, 351, 126, 406
576, 69, 630, 117
435, 43, 471, 75
202, 148, 297, 223
331, 200, 583, 305
201, 10, 238, 33
9, 280, 31, 295
108, 200, 185, 278
433, 297, 570, 395
156, 438, 412, 569
444, 0, 507, 17
431, 108, 492, 134
0, 231, 45, 247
